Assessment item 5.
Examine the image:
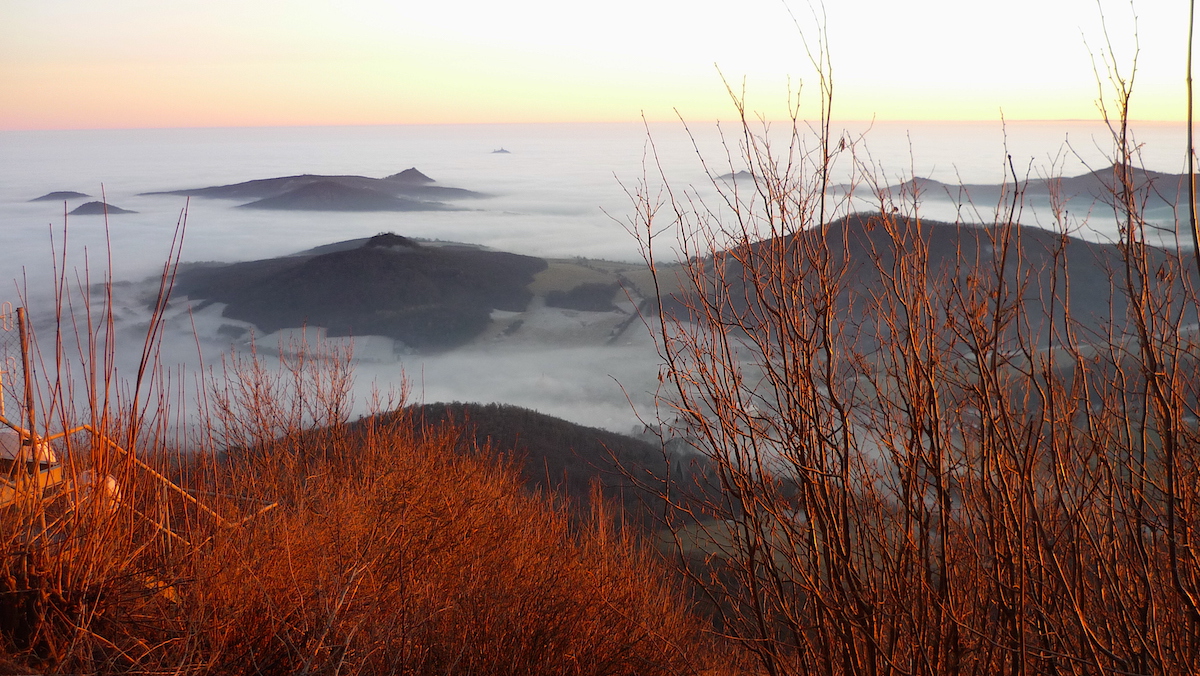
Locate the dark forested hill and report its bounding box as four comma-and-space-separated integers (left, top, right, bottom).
362, 402, 712, 528
669, 213, 1198, 354
173, 234, 548, 350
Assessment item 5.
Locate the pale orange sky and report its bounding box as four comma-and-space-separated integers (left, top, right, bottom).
0, 0, 1186, 130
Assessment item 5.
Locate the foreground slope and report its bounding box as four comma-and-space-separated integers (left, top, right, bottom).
389, 402, 714, 527
1, 406, 703, 674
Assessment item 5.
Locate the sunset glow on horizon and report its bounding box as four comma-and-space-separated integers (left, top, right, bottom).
0, 0, 1188, 130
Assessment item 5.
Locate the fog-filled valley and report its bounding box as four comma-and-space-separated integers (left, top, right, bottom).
0, 120, 1192, 433
11, 96, 1200, 676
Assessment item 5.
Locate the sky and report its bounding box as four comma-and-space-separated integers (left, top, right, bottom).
0, 0, 1188, 130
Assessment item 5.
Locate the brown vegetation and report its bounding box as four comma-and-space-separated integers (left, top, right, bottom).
631, 33, 1200, 676
0, 287, 702, 675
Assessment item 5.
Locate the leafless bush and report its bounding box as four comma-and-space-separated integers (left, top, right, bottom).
635, 32, 1200, 676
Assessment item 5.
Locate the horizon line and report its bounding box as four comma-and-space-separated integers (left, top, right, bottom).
0, 118, 1191, 133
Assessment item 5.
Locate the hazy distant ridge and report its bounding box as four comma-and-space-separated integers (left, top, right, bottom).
141, 167, 487, 212
884, 163, 1191, 210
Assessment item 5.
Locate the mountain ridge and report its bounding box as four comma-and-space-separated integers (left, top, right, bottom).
141, 167, 486, 211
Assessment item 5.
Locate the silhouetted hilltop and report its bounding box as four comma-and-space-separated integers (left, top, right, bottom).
142, 168, 485, 211
68, 201, 136, 215
718, 170, 754, 181
383, 167, 434, 183
362, 232, 420, 249
237, 180, 452, 212
30, 190, 89, 202
173, 234, 547, 350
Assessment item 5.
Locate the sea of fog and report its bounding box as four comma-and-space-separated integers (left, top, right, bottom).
0, 120, 1190, 432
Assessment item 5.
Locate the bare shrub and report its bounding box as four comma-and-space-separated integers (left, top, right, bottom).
634, 40, 1200, 676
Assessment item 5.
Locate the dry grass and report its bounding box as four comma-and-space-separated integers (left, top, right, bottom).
0, 262, 708, 674
182, 411, 701, 676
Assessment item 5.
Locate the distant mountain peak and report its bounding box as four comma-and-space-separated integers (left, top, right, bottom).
236, 180, 446, 212
1086, 162, 1177, 181
30, 190, 90, 202
69, 201, 136, 215
364, 232, 420, 249
385, 168, 435, 183
718, 170, 753, 181
141, 167, 487, 207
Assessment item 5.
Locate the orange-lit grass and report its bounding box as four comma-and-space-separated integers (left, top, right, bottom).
2, 397, 706, 674
183, 409, 703, 676
0, 293, 705, 675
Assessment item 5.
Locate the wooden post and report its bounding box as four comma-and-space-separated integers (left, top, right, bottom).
16, 307, 36, 469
